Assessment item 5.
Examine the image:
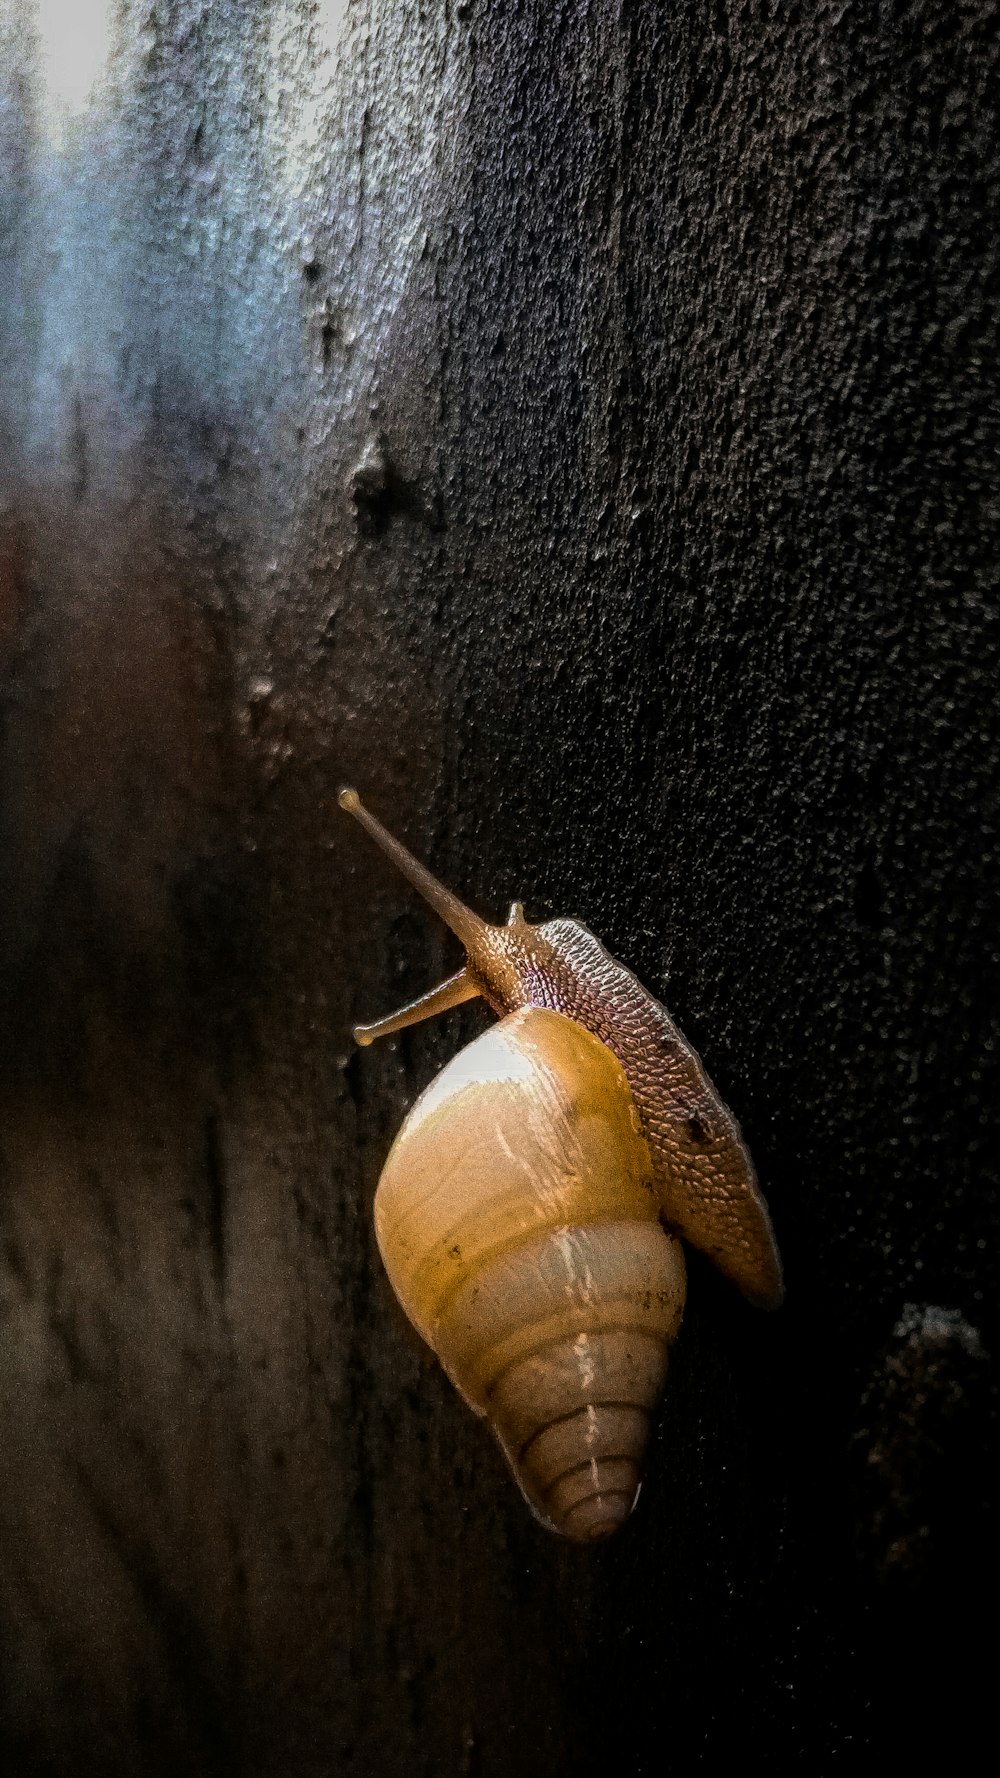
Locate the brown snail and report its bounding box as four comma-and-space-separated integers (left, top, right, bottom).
340, 788, 782, 1542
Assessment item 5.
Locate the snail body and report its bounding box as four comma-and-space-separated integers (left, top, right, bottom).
340, 789, 782, 1541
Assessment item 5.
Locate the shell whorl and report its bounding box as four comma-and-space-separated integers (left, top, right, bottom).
374, 1006, 686, 1540
445, 1224, 682, 1538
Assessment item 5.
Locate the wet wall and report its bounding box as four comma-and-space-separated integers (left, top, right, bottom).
1, 2, 997, 1771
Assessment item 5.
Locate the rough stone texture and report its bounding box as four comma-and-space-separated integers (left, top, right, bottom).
0, 1, 997, 1772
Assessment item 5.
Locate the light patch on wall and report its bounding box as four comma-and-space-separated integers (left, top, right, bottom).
314, 0, 351, 56
262, 0, 459, 413
265, 0, 355, 205
31, 0, 116, 148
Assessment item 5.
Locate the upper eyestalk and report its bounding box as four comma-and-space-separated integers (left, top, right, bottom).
338, 787, 497, 956
339, 787, 510, 1044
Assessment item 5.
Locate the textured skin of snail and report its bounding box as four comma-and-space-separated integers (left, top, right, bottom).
494, 918, 782, 1311
374, 1004, 686, 1543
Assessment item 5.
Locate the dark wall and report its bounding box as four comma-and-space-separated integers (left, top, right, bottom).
1, 2, 996, 1772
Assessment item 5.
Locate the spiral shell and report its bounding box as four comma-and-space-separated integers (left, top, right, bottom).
374, 1005, 686, 1541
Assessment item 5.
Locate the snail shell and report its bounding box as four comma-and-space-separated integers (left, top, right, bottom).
375, 1004, 686, 1541
340, 789, 782, 1541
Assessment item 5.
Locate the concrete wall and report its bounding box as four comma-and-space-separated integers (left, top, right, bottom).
1, 3, 996, 1770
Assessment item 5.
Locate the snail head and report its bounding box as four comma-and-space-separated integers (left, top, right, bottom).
339, 788, 548, 1043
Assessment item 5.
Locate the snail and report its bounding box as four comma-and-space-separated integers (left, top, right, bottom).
340, 788, 782, 1542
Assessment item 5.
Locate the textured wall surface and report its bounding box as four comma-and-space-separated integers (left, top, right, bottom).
1, 1, 997, 1772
